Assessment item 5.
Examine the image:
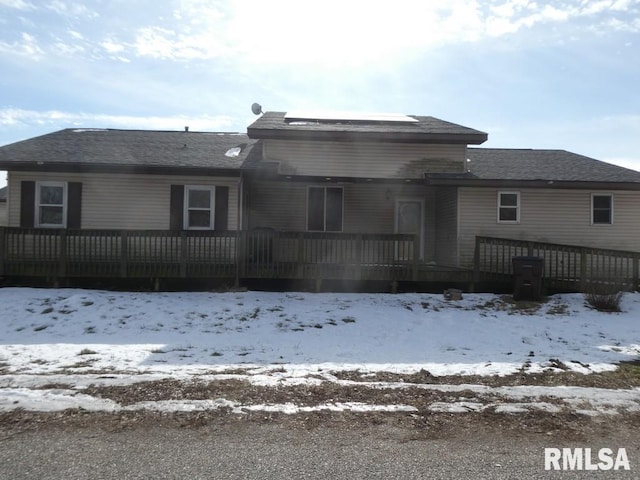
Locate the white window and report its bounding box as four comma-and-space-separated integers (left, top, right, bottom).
307, 186, 343, 232
36, 182, 67, 228
592, 193, 613, 225
497, 191, 520, 223
184, 186, 215, 230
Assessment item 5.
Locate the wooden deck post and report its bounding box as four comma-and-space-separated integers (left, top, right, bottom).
58, 229, 67, 278
296, 232, 305, 279
355, 233, 363, 280
411, 234, 419, 281
119, 230, 128, 278
235, 230, 243, 287
471, 237, 481, 293
179, 231, 188, 278
579, 248, 588, 291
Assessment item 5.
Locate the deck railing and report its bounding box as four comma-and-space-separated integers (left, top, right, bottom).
5, 228, 634, 291
0, 227, 421, 282
474, 236, 640, 291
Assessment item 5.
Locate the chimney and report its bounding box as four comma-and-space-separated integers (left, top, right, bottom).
184, 126, 189, 132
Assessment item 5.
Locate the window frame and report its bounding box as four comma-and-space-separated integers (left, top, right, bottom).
591, 193, 613, 225
183, 185, 216, 230
35, 181, 67, 228
306, 186, 344, 232
497, 191, 520, 224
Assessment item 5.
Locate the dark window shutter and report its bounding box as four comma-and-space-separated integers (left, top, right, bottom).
67, 182, 82, 229
20, 181, 35, 228
214, 186, 229, 231
170, 185, 184, 230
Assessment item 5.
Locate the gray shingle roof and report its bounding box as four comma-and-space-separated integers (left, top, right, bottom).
0, 128, 257, 174
248, 112, 488, 144
466, 148, 640, 183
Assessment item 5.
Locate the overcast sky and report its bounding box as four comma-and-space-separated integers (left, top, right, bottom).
1, 0, 639, 188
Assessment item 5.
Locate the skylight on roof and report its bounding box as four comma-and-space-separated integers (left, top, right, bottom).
284, 111, 418, 123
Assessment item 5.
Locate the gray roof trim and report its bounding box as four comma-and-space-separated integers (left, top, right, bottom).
424, 176, 640, 190
248, 112, 488, 145
244, 170, 423, 185
0, 162, 241, 177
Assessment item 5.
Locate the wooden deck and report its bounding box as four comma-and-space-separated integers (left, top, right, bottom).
475, 236, 640, 292
0, 228, 472, 285
1, 228, 637, 292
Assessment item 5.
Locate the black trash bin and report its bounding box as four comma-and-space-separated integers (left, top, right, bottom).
512, 256, 544, 301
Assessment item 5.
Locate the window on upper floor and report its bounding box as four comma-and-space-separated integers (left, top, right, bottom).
592, 194, 613, 225
307, 186, 343, 232
497, 191, 520, 224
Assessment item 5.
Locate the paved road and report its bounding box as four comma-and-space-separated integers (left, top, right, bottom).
1, 416, 639, 480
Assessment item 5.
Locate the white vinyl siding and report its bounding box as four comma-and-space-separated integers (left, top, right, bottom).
0, 202, 7, 226
264, 140, 466, 179
7, 172, 239, 230
457, 188, 640, 268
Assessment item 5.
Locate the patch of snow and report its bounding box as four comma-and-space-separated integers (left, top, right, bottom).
2, 288, 640, 414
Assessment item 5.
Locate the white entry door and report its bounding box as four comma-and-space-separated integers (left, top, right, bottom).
395, 198, 424, 261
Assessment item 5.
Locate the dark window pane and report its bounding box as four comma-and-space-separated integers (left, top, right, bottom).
189, 210, 211, 228
308, 187, 325, 231
188, 189, 211, 209
40, 186, 63, 205
593, 209, 611, 224
325, 188, 343, 232
593, 196, 611, 209
40, 206, 63, 225
500, 193, 518, 207
593, 196, 612, 224
499, 207, 517, 222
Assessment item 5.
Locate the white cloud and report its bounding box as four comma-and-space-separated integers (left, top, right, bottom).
115, 0, 639, 67
45, 0, 98, 18
0, 108, 235, 132
101, 39, 125, 54
0, 0, 35, 9
51, 40, 84, 56
0, 31, 43, 59
2, 0, 637, 67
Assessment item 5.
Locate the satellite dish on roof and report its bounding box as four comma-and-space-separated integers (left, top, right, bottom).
251, 102, 263, 115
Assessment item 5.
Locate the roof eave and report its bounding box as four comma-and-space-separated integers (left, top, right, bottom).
0, 162, 241, 177
247, 128, 487, 145
425, 177, 640, 190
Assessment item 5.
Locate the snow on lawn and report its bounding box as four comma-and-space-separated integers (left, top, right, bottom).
3, 287, 640, 415
1, 287, 640, 378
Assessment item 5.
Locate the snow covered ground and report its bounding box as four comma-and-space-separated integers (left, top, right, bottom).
1, 287, 640, 415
